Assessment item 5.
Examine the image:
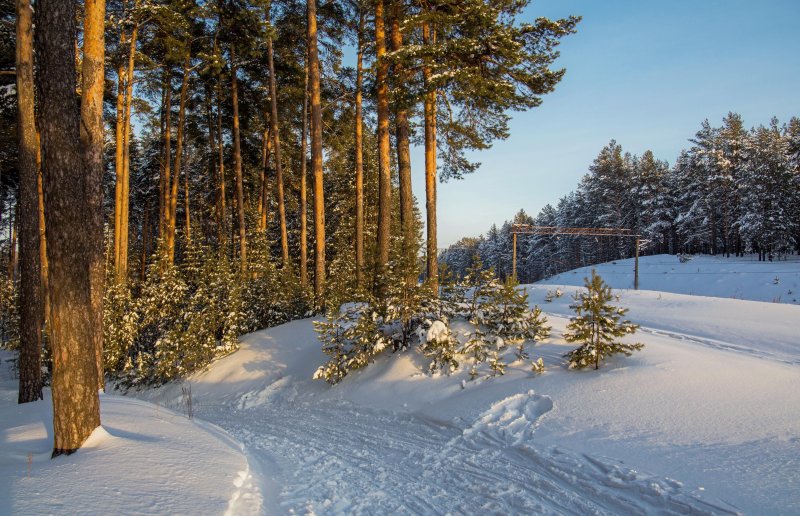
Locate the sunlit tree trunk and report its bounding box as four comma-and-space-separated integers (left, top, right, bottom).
230, 47, 247, 272
16, 0, 43, 404
423, 21, 438, 294
35, 0, 101, 456
266, 33, 289, 268
216, 80, 227, 249
161, 75, 172, 252
81, 0, 107, 392
120, 17, 138, 280
354, 7, 365, 291
299, 59, 309, 288
308, 0, 325, 301
374, 0, 391, 296
168, 49, 191, 263
391, 5, 414, 285
114, 61, 125, 280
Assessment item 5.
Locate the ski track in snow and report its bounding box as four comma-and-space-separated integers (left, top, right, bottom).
185, 387, 734, 515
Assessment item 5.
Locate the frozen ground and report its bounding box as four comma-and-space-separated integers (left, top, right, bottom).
2, 254, 799, 514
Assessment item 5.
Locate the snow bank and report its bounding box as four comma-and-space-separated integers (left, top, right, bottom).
0, 350, 260, 515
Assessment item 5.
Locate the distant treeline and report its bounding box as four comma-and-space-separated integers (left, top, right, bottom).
440, 113, 800, 283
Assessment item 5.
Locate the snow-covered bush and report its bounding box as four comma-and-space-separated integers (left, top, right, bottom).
418, 319, 459, 374
563, 270, 643, 370
313, 303, 388, 384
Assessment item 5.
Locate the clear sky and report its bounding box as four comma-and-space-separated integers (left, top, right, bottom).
416, 0, 800, 248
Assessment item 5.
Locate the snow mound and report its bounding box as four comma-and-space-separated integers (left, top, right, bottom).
462, 390, 553, 446
0, 359, 261, 516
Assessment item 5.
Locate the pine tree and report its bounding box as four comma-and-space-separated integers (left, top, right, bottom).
563, 270, 642, 370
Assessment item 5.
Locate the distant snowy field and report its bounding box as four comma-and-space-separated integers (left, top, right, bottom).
2, 253, 799, 514
543, 253, 800, 304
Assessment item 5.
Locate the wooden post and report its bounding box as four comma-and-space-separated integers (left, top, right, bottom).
512, 232, 517, 282
634, 236, 640, 290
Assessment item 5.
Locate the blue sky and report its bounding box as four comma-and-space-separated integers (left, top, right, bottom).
420, 0, 800, 247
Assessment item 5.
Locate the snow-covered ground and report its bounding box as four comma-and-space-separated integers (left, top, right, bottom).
0, 349, 261, 515
2, 254, 799, 514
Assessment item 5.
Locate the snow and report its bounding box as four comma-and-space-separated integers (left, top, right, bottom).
0, 351, 260, 515
2, 253, 799, 514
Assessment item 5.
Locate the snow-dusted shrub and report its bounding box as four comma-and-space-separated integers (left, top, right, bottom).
563, 270, 643, 370
313, 303, 389, 384
418, 319, 459, 374
0, 278, 18, 349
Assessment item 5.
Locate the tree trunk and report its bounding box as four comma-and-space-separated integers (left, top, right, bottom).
114, 62, 125, 280
230, 48, 247, 272
423, 21, 438, 294
308, 0, 325, 302
120, 19, 138, 280
16, 0, 43, 404
266, 35, 289, 268
216, 79, 227, 249
35, 0, 101, 456
258, 121, 269, 232
299, 58, 309, 288
80, 0, 107, 392
162, 75, 172, 254
391, 6, 414, 285
169, 48, 191, 263
354, 7, 365, 291
374, 0, 391, 296
38, 166, 49, 329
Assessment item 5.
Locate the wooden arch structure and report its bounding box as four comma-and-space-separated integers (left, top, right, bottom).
510, 224, 648, 289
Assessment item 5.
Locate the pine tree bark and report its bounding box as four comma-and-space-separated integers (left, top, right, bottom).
391, 5, 414, 285
423, 21, 438, 294
258, 121, 270, 232
80, 0, 107, 392
374, 0, 392, 296
230, 48, 247, 272
35, 0, 101, 456
161, 76, 172, 251
120, 19, 138, 280
38, 166, 49, 328
308, 0, 325, 302
266, 34, 289, 268
114, 62, 125, 280
354, 7, 365, 291
216, 79, 227, 248
16, 0, 43, 404
168, 48, 191, 264
299, 59, 309, 288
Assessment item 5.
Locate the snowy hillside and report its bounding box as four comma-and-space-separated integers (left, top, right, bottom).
3, 256, 800, 514
542, 253, 800, 304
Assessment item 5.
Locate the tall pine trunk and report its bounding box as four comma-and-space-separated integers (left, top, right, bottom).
16, 0, 43, 404
258, 121, 271, 233
120, 18, 138, 280
308, 0, 325, 302
266, 34, 289, 268
391, 6, 414, 285
354, 7, 365, 291
80, 0, 107, 392
168, 48, 191, 264
299, 61, 309, 288
374, 0, 391, 296
35, 0, 101, 456
423, 21, 438, 294
230, 48, 247, 272
216, 79, 227, 249
114, 62, 125, 280
161, 76, 172, 252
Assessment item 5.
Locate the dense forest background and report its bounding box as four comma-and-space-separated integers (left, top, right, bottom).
441, 113, 800, 283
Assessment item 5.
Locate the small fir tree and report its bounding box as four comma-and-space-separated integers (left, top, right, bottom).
563, 270, 643, 370
461, 327, 491, 380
